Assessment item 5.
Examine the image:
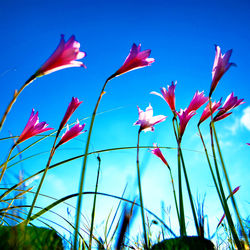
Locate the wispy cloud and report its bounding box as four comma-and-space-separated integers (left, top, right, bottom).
240, 106, 250, 130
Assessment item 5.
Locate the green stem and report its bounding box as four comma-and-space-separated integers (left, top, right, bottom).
0, 75, 36, 132
178, 143, 186, 236
89, 155, 101, 249
169, 168, 180, 224
25, 131, 59, 226
137, 130, 148, 249
198, 125, 223, 207
209, 124, 242, 249
0, 144, 15, 184
211, 122, 249, 247
179, 146, 199, 235
73, 76, 113, 250
173, 117, 186, 236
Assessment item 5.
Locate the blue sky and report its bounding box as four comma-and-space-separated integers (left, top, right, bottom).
0, 0, 250, 247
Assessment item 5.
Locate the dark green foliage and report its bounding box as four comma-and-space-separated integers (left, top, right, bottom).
151, 236, 214, 250
0, 225, 63, 250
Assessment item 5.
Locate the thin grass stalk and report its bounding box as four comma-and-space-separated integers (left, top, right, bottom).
25, 132, 59, 225
197, 125, 223, 204
19, 191, 175, 236
0, 75, 36, 132
209, 124, 242, 249
89, 155, 101, 249
173, 116, 186, 236
168, 168, 180, 223
137, 130, 148, 249
172, 117, 184, 232
0, 144, 15, 183
107, 183, 128, 240
74, 75, 114, 250
211, 122, 249, 247
179, 146, 199, 235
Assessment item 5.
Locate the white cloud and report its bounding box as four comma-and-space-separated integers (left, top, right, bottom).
240, 106, 250, 130
226, 117, 240, 135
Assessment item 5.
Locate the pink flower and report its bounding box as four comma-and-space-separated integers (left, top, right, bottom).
150, 81, 177, 112
198, 99, 222, 125
56, 120, 86, 148
186, 91, 209, 113
214, 92, 244, 122
134, 104, 166, 132
17, 109, 53, 143
209, 45, 236, 96
247, 143, 250, 146
35, 35, 86, 77
59, 97, 83, 131
149, 143, 169, 168
176, 109, 196, 140
113, 43, 154, 78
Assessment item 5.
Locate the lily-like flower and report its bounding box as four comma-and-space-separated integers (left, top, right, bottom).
17, 109, 53, 143
150, 81, 177, 112
176, 109, 196, 140
35, 35, 86, 77
134, 104, 166, 132
56, 120, 86, 148
209, 45, 236, 97
59, 97, 83, 131
214, 92, 244, 122
149, 143, 169, 169
186, 91, 209, 113
198, 99, 222, 125
112, 43, 154, 78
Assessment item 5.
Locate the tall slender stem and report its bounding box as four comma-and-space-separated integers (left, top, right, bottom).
0, 145, 16, 184
0, 75, 36, 132
73, 76, 113, 250
211, 122, 249, 247
177, 143, 186, 236
172, 117, 186, 236
197, 126, 223, 206
89, 155, 101, 249
136, 130, 148, 249
168, 168, 180, 223
24, 132, 59, 226
209, 124, 242, 249
179, 147, 199, 235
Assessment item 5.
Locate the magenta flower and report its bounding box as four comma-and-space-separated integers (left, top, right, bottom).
209, 45, 236, 96
247, 143, 250, 146
150, 81, 177, 112
176, 109, 196, 140
134, 104, 166, 132
17, 109, 53, 143
149, 143, 169, 168
56, 120, 86, 148
186, 91, 209, 113
113, 43, 154, 78
35, 35, 86, 77
59, 97, 83, 131
214, 92, 244, 122
198, 99, 222, 125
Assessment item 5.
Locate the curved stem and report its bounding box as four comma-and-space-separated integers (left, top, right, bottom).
0, 74, 36, 132
211, 122, 249, 247
25, 131, 59, 226
209, 123, 242, 249
89, 156, 101, 249
74, 77, 112, 250
137, 130, 148, 249
0, 144, 16, 184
